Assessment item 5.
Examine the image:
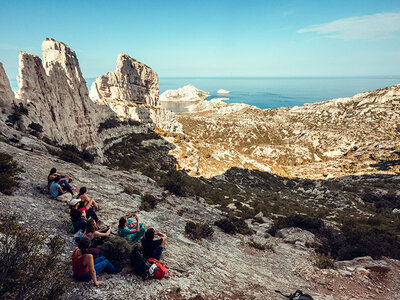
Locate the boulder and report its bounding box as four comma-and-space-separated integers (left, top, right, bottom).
276, 227, 316, 246
335, 256, 391, 273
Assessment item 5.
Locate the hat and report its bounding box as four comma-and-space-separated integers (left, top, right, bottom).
69, 198, 81, 206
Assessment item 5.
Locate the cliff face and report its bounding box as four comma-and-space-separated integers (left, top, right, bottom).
0, 62, 14, 107
90, 53, 159, 106
89, 53, 183, 133
15, 40, 114, 152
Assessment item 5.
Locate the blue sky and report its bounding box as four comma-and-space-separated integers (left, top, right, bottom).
1, 0, 400, 78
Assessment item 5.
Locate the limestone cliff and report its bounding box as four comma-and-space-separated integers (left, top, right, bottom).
89, 53, 183, 133
90, 53, 159, 106
160, 84, 210, 102
0, 62, 14, 107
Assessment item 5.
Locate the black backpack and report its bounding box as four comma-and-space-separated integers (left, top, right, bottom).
275, 290, 314, 300
130, 246, 152, 280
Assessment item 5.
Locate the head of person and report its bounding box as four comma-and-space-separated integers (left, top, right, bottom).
49, 168, 57, 175
70, 208, 82, 222
144, 228, 155, 241
77, 187, 87, 198
118, 217, 128, 229
85, 219, 97, 233
68, 198, 81, 210
54, 176, 61, 183
78, 237, 91, 254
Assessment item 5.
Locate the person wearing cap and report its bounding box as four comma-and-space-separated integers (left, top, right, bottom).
72, 237, 120, 285
49, 176, 73, 203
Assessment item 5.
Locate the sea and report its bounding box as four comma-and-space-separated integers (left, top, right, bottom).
9, 77, 400, 113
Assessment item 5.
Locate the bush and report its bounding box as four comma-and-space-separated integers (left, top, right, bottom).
215, 217, 253, 235
139, 194, 161, 211
0, 214, 69, 299
0, 152, 22, 195
49, 144, 96, 167
28, 122, 43, 133
269, 214, 324, 236
123, 185, 141, 196
98, 236, 132, 267
247, 239, 268, 251
98, 117, 121, 133
314, 253, 335, 269
6, 103, 28, 125
185, 221, 214, 240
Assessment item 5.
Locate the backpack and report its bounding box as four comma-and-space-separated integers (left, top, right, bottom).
130, 246, 153, 280
275, 290, 313, 300
69, 224, 76, 234
148, 258, 170, 280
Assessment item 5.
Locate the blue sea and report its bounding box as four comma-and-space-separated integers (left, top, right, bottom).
10, 77, 400, 113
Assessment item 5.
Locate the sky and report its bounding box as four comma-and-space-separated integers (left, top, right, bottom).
1, 0, 400, 78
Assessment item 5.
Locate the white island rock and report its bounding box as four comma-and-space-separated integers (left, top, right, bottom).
217, 88, 230, 94
160, 84, 210, 102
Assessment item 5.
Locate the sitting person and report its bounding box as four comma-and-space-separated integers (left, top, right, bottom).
70, 204, 87, 234
72, 237, 120, 285
141, 228, 167, 260
75, 187, 100, 223
48, 168, 74, 194
77, 187, 99, 210
118, 213, 146, 243
84, 219, 110, 248
49, 176, 73, 203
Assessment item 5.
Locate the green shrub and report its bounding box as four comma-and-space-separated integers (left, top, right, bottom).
98, 235, 132, 266
215, 217, 253, 235
185, 221, 214, 240
0, 214, 69, 299
0, 152, 22, 195
6, 103, 28, 125
49, 144, 96, 167
28, 122, 43, 133
314, 253, 335, 269
123, 185, 141, 195
269, 214, 324, 236
98, 117, 121, 133
139, 194, 161, 211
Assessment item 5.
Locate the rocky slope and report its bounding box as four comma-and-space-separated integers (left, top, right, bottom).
160, 85, 210, 102
89, 53, 182, 133
0, 62, 14, 108
173, 85, 400, 179
1, 135, 399, 300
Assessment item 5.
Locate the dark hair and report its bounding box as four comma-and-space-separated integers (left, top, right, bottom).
144, 228, 155, 241
77, 187, 87, 198
78, 237, 91, 253
118, 217, 127, 229
85, 219, 96, 234
70, 209, 82, 222
49, 168, 56, 175
54, 176, 61, 182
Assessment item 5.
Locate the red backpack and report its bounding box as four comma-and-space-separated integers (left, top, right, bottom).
147, 258, 170, 279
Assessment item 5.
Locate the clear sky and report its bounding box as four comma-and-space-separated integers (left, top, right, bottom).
1, 0, 400, 78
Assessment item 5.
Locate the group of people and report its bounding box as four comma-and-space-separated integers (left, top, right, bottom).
47, 168, 168, 286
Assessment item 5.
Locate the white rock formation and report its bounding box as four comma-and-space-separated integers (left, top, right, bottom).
160, 84, 210, 102
217, 88, 230, 94
0, 62, 14, 107
89, 53, 183, 133
90, 53, 159, 106
15, 40, 113, 152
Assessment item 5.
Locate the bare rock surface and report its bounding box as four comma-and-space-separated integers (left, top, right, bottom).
0, 62, 14, 107
160, 85, 210, 102
276, 227, 316, 246
90, 53, 159, 106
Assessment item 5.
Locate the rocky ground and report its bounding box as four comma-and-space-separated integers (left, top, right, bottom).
173, 84, 400, 179
1, 137, 400, 300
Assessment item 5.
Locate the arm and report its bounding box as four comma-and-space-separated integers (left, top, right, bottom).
129, 216, 140, 233
85, 254, 104, 286
57, 186, 67, 194
94, 228, 111, 237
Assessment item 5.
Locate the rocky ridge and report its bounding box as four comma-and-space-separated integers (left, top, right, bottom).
160, 85, 210, 102
89, 53, 183, 133
173, 85, 400, 178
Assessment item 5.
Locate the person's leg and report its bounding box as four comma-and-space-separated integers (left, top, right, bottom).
60, 180, 73, 194
130, 224, 146, 243
153, 247, 164, 260
94, 258, 115, 274
94, 256, 106, 264
86, 208, 99, 222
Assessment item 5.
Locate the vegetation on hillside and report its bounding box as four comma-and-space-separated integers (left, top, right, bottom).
0, 152, 23, 195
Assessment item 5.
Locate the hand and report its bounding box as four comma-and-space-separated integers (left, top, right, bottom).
95, 281, 104, 286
